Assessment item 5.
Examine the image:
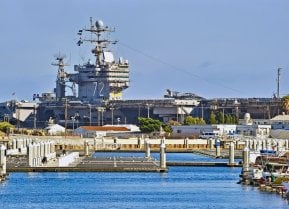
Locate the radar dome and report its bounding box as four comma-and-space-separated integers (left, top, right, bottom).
95, 20, 104, 29
244, 113, 251, 120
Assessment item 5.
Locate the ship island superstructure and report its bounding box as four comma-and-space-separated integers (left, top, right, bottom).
40, 18, 130, 103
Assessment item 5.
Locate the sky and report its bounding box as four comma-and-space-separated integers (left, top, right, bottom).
1, 0, 289, 101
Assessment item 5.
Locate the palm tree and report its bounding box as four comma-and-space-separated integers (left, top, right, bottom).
282, 95, 289, 114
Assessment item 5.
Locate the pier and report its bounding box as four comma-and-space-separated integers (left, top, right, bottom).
2, 135, 278, 175
7, 156, 163, 172
0, 144, 7, 182
167, 162, 240, 167
4, 137, 170, 173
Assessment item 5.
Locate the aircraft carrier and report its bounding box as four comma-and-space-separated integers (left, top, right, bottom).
0, 19, 283, 129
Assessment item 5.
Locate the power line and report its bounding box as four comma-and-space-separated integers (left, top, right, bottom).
118, 41, 242, 94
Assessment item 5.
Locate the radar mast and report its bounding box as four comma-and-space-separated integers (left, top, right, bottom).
51, 53, 69, 100
77, 17, 117, 66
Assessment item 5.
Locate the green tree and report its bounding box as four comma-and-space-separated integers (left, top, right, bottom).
167, 120, 181, 126
224, 114, 238, 124
196, 117, 206, 125
162, 123, 172, 133
138, 117, 162, 133
184, 116, 206, 125
209, 112, 217, 124
183, 116, 206, 125
183, 116, 197, 125
232, 115, 238, 124
0, 122, 14, 133
217, 111, 225, 124
225, 114, 232, 124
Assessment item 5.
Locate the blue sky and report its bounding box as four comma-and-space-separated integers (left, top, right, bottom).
1, 0, 289, 101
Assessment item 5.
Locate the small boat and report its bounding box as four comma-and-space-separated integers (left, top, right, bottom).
248, 165, 263, 184
262, 162, 289, 182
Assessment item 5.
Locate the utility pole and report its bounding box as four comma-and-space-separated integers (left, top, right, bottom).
88, 104, 91, 126
277, 67, 282, 99
17, 103, 20, 131
65, 98, 68, 138
33, 105, 37, 130
176, 105, 179, 122
101, 109, 104, 126
97, 108, 100, 126
222, 108, 225, 124
111, 107, 114, 125
201, 104, 204, 120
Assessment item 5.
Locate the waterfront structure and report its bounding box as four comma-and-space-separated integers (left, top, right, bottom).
27, 141, 56, 167
159, 138, 166, 171
171, 124, 271, 138
0, 145, 7, 177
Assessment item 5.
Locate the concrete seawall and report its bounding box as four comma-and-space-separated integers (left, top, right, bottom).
7, 136, 249, 153
7, 166, 162, 172
166, 162, 241, 167
7, 161, 241, 173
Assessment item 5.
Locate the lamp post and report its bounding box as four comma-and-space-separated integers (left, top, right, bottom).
101, 108, 104, 126
111, 107, 114, 125
201, 103, 204, 120
138, 105, 141, 118
222, 108, 225, 124
88, 104, 92, 126
71, 116, 76, 131
16, 103, 20, 131
146, 103, 151, 118
64, 98, 68, 138
97, 107, 100, 126
33, 105, 37, 130
234, 99, 239, 122
97, 107, 104, 126
176, 105, 179, 122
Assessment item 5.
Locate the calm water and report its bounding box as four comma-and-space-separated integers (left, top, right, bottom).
0, 153, 288, 209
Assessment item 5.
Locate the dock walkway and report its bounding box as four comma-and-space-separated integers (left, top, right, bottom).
7, 156, 165, 172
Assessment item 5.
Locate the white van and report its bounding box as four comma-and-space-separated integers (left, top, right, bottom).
199, 132, 219, 139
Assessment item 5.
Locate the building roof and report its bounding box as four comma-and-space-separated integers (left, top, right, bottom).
78, 126, 130, 132
103, 124, 140, 132
270, 115, 289, 121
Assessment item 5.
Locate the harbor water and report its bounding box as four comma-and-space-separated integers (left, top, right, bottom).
0, 153, 288, 209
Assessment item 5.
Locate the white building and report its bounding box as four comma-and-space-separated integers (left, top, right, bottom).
74, 125, 140, 138
171, 124, 271, 138
235, 125, 271, 137
270, 115, 289, 129
171, 124, 235, 138
270, 115, 289, 138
